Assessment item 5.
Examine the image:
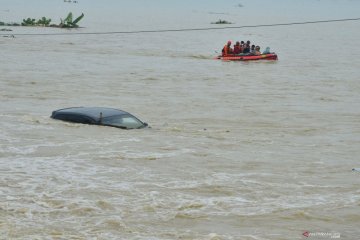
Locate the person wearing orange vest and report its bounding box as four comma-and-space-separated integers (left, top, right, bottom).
222, 41, 233, 56
233, 41, 241, 54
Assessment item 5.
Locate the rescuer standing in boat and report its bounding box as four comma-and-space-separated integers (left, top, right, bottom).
222, 41, 233, 56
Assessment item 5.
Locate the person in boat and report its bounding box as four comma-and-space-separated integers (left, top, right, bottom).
240, 41, 245, 50
222, 41, 233, 56
250, 45, 256, 54
262, 47, 271, 54
255, 46, 262, 55
243, 41, 251, 54
233, 41, 241, 54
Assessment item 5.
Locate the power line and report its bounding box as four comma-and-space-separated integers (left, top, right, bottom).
1, 17, 360, 36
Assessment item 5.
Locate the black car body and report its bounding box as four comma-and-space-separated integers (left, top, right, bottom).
51, 107, 148, 129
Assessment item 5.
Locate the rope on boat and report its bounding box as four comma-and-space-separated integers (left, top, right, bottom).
1, 17, 360, 36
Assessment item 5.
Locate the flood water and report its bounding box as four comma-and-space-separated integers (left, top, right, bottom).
1, 0, 360, 239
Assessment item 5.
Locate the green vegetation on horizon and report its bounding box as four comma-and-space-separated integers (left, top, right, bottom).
211, 19, 233, 24
0, 21, 20, 26
60, 12, 84, 28
1, 12, 84, 28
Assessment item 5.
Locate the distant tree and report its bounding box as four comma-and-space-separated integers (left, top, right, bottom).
60, 12, 84, 28
22, 18, 36, 26
37, 17, 52, 26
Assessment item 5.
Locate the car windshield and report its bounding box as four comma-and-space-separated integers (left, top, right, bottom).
101, 114, 144, 129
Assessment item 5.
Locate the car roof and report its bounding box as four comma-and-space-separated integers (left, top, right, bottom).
53, 107, 129, 120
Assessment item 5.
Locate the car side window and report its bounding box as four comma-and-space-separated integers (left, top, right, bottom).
56, 114, 92, 124
101, 115, 144, 129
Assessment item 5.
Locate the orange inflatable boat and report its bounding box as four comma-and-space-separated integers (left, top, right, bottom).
216, 53, 278, 61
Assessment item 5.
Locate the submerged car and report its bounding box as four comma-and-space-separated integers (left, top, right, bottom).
51, 107, 148, 129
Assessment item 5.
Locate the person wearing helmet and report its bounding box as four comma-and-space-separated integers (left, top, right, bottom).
222, 41, 233, 56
